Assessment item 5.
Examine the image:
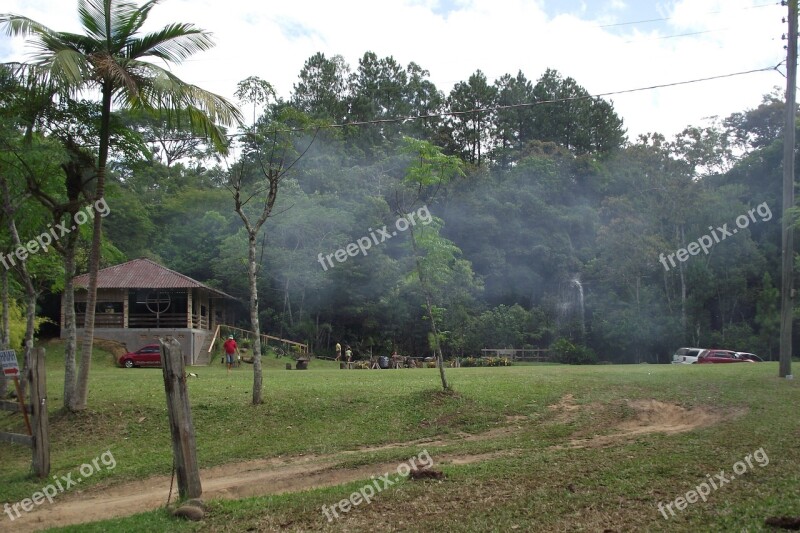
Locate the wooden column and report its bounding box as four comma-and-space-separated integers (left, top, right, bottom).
187, 290, 193, 329
159, 337, 202, 500
123, 290, 129, 328
29, 347, 49, 478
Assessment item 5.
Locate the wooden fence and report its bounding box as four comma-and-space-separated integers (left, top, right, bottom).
0, 347, 50, 478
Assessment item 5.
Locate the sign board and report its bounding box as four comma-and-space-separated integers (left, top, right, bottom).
0, 350, 19, 377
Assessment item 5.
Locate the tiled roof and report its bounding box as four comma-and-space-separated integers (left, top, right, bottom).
72, 258, 234, 299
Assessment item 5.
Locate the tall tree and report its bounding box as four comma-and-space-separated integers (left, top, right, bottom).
447, 70, 497, 165
291, 52, 350, 122
531, 68, 625, 156
492, 71, 535, 168
403, 62, 445, 142
348, 52, 410, 156
1, 0, 242, 410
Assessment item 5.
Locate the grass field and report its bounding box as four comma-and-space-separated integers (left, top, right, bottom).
1, 339, 799, 532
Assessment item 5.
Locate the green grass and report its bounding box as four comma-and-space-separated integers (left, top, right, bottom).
1, 339, 799, 532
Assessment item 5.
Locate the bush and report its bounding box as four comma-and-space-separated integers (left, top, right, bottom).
459, 356, 511, 367
462, 357, 479, 367
549, 338, 598, 365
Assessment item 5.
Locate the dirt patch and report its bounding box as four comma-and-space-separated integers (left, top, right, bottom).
548, 393, 581, 422
9, 446, 512, 532
549, 396, 735, 449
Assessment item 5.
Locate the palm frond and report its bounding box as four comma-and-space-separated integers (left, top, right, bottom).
0, 14, 55, 39
55, 31, 103, 55
47, 48, 94, 88
76, 0, 110, 43
116, 0, 161, 44
1, 62, 57, 94
128, 24, 214, 62
4, 0, 239, 158
124, 62, 242, 126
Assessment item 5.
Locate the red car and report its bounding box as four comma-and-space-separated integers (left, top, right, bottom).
696, 349, 754, 364
118, 344, 162, 368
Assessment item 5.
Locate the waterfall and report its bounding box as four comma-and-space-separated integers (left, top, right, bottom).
571, 275, 585, 336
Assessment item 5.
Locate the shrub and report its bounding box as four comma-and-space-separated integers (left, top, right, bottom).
549, 338, 597, 365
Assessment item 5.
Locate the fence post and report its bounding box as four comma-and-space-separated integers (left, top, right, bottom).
29, 346, 49, 478
159, 337, 202, 500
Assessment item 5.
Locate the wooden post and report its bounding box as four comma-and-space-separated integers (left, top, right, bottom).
29, 347, 49, 478
780, 0, 798, 379
159, 337, 202, 500
12, 376, 32, 436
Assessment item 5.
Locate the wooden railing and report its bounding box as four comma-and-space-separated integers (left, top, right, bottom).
207, 324, 308, 355
190, 313, 209, 330
127, 313, 187, 328
76, 312, 123, 328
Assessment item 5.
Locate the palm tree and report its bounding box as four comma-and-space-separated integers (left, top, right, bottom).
1, 0, 243, 411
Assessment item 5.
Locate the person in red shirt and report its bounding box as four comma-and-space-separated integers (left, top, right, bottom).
223, 335, 239, 373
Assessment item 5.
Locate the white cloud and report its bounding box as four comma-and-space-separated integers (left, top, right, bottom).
0, 0, 786, 139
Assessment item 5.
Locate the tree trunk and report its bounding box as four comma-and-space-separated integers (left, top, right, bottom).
408, 226, 449, 391
248, 231, 263, 405
74, 85, 112, 411
424, 292, 449, 390
62, 244, 78, 409
74, 207, 101, 410
21, 281, 36, 399
0, 267, 8, 399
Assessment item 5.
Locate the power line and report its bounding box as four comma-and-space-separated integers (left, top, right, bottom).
5, 63, 776, 150
225, 64, 781, 137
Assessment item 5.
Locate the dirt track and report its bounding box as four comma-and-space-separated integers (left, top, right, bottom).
6, 397, 730, 532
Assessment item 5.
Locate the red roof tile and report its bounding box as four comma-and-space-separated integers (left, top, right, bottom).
72, 258, 233, 298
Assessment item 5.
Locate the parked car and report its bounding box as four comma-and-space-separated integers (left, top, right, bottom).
696, 349, 754, 364
734, 352, 764, 362
671, 347, 706, 364
118, 344, 161, 368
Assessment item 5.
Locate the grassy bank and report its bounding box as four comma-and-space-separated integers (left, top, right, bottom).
1, 339, 798, 531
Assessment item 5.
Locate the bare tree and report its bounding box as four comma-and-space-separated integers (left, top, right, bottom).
227, 89, 317, 404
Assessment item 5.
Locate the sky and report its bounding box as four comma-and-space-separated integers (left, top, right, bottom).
0, 0, 788, 140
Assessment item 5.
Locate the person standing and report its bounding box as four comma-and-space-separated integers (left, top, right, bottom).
345, 345, 353, 365
223, 335, 239, 374
335, 342, 342, 361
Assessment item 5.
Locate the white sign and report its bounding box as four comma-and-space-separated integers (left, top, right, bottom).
0, 350, 19, 377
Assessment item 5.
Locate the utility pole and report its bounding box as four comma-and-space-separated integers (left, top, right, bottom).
780, 0, 797, 379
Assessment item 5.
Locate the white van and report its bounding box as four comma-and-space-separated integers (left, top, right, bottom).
671, 347, 706, 364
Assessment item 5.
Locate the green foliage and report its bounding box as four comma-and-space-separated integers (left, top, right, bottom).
0, 298, 52, 350
549, 338, 597, 365
460, 356, 512, 367
0, 298, 26, 350
0, 37, 788, 366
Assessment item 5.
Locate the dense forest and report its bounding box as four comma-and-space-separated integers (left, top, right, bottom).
0, 47, 792, 365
